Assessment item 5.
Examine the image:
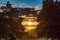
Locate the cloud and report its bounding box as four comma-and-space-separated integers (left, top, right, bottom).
18, 3, 42, 10
18, 3, 32, 8
26, 5, 32, 8
34, 6, 40, 10
0, 4, 2, 7
34, 5, 42, 10
18, 3, 26, 8
34, 4, 43, 10
0, 4, 6, 7
2, 5, 6, 6
11, 4, 16, 7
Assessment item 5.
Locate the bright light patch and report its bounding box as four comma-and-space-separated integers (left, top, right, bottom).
27, 22, 32, 25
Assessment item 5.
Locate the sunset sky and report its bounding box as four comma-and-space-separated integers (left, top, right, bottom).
0, 0, 43, 9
